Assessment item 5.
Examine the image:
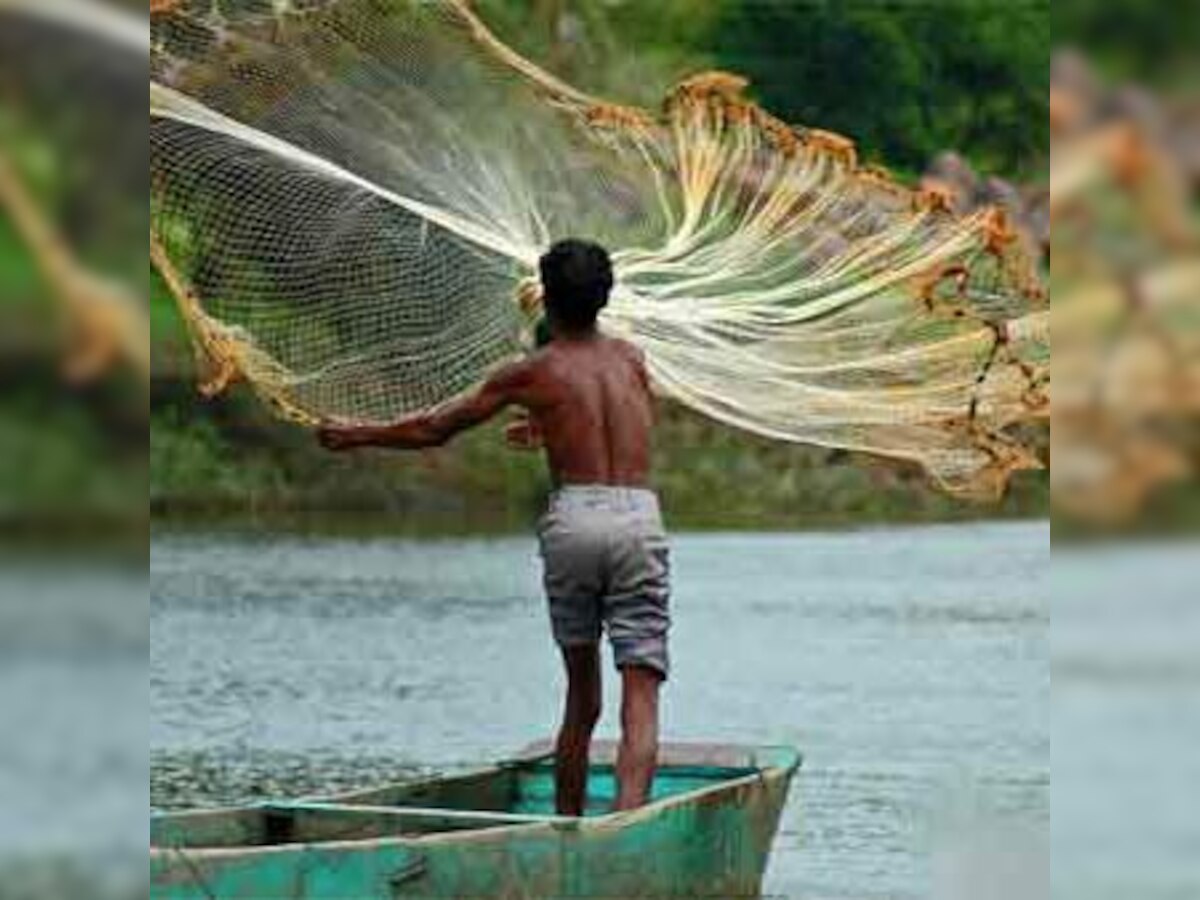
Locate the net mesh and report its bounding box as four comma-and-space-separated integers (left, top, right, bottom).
149, 0, 1048, 497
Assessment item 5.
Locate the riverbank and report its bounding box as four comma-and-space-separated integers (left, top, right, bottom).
151, 379, 1050, 533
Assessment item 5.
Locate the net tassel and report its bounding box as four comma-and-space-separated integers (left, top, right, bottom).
978, 206, 1048, 305
149, 228, 242, 399
150, 228, 321, 427
804, 129, 859, 169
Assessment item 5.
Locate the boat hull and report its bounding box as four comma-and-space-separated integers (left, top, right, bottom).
151, 741, 801, 899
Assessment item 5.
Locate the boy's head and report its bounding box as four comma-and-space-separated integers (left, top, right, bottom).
539, 239, 613, 334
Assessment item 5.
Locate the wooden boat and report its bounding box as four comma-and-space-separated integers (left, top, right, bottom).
151, 740, 801, 899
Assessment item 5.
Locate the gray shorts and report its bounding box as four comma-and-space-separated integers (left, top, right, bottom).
537, 486, 671, 680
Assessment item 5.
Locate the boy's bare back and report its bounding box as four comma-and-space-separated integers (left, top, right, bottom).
521, 335, 654, 488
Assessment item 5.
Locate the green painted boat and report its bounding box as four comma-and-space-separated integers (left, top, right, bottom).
151, 740, 801, 899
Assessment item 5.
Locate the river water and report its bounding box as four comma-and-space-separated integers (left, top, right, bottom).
151, 521, 1049, 899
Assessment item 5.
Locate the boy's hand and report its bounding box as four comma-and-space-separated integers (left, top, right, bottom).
505, 415, 543, 451
317, 423, 362, 452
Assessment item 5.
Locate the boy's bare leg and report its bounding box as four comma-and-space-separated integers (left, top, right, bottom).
615, 665, 662, 811
555, 644, 601, 816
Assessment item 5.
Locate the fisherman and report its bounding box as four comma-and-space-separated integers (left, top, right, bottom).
318, 239, 670, 816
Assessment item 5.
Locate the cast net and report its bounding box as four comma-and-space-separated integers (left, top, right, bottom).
149, 0, 1048, 497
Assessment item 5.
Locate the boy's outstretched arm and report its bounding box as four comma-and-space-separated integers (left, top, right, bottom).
318, 360, 533, 452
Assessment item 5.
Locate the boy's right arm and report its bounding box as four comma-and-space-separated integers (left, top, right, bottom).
318, 357, 539, 452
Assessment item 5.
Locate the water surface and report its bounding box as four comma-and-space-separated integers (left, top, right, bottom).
151, 521, 1049, 899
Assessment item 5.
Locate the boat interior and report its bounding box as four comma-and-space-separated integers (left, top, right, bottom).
150, 743, 787, 850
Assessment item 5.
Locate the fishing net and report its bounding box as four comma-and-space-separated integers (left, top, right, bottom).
149, 0, 1048, 497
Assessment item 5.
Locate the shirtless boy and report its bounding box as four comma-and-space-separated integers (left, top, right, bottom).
318, 239, 669, 816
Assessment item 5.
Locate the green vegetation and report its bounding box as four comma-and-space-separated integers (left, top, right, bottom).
148, 381, 1048, 534
711, 1, 1049, 179
1053, 0, 1200, 87
482, 0, 1050, 181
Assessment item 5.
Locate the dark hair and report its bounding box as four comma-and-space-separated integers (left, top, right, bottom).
539, 239, 613, 332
